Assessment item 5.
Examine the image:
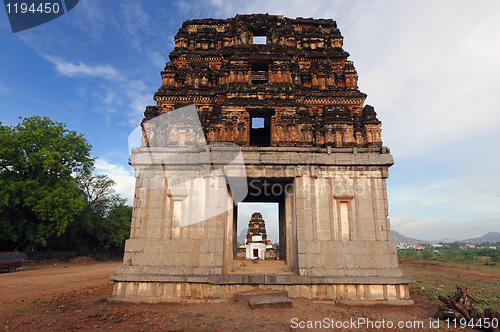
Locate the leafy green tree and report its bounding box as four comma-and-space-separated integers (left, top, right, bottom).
96, 203, 132, 250
421, 249, 435, 259
0, 116, 94, 249
76, 173, 132, 250
44, 173, 132, 251
77, 173, 124, 219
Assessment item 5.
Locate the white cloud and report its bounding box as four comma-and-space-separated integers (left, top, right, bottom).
43, 55, 122, 80
94, 159, 135, 204
69, 0, 108, 42
119, 0, 154, 52
125, 80, 153, 125
41, 53, 152, 126
0, 82, 14, 94
345, 1, 500, 158
148, 52, 167, 71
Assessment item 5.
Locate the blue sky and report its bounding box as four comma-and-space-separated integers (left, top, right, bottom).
1, 0, 500, 242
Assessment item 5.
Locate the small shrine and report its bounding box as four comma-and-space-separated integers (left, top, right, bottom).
245, 212, 267, 260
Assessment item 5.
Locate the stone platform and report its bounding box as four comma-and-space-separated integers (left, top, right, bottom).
109, 273, 413, 305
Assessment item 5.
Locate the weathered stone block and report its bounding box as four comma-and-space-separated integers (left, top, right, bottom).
124, 239, 146, 253
297, 240, 307, 254
235, 290, 288, 302
248, 296, 293, 309
306, 241, 322, 254
306, 254, 324, 268
209, 239, 223, 253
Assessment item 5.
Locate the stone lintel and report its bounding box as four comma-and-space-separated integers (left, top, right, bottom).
129, 147, 394, 167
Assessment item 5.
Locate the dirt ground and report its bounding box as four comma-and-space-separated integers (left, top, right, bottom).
0, 260, 490, 331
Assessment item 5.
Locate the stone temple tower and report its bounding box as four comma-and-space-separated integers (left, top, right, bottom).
110, 14, 412, 304
245, 212, 267, 260
246, 212, 267, 244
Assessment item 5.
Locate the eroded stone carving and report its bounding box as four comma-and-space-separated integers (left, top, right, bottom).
142, 14, 382, 149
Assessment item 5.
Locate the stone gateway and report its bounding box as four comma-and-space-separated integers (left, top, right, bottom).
110, 14, 412, 304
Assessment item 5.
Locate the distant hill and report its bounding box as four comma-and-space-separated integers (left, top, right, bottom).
390, 230, 500, 245
391, 230, 430, 245
237, 228, 248, 243
239, 228, 500, 246
461, 232, 500, 244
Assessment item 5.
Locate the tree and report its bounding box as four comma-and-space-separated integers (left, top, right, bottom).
75, 173, 132, 250
0, 116, 94, 249
96, 203, 132, 250
46, 173, 132, 251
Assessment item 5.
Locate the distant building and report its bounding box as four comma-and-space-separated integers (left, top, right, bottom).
245, 212, 267, 260
465, 243, 475, 249
396, 243, 408, 250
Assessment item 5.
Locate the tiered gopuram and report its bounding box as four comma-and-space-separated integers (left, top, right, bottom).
110, 14, 412, 305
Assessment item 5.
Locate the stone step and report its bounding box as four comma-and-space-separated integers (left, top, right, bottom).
248, 296, 293, 309
232, 259, 287, 267
229, 260, 292, 274
235, 290, 288, 302
229, 266, 291, 274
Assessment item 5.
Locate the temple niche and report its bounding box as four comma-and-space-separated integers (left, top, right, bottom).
245, 212, 267, 260
110, 14, 413, 305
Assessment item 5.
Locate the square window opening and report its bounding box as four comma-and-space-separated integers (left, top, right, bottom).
253, 36, 267, 44
252, 117, 265, 129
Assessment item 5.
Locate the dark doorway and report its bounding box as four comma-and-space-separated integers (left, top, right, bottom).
251, 61, 269, 84
234, 177, 291, 262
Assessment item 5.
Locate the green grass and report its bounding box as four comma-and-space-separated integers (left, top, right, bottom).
400, 258, 500, 311
398, 248, 500, 262
0, 300, 44, 316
